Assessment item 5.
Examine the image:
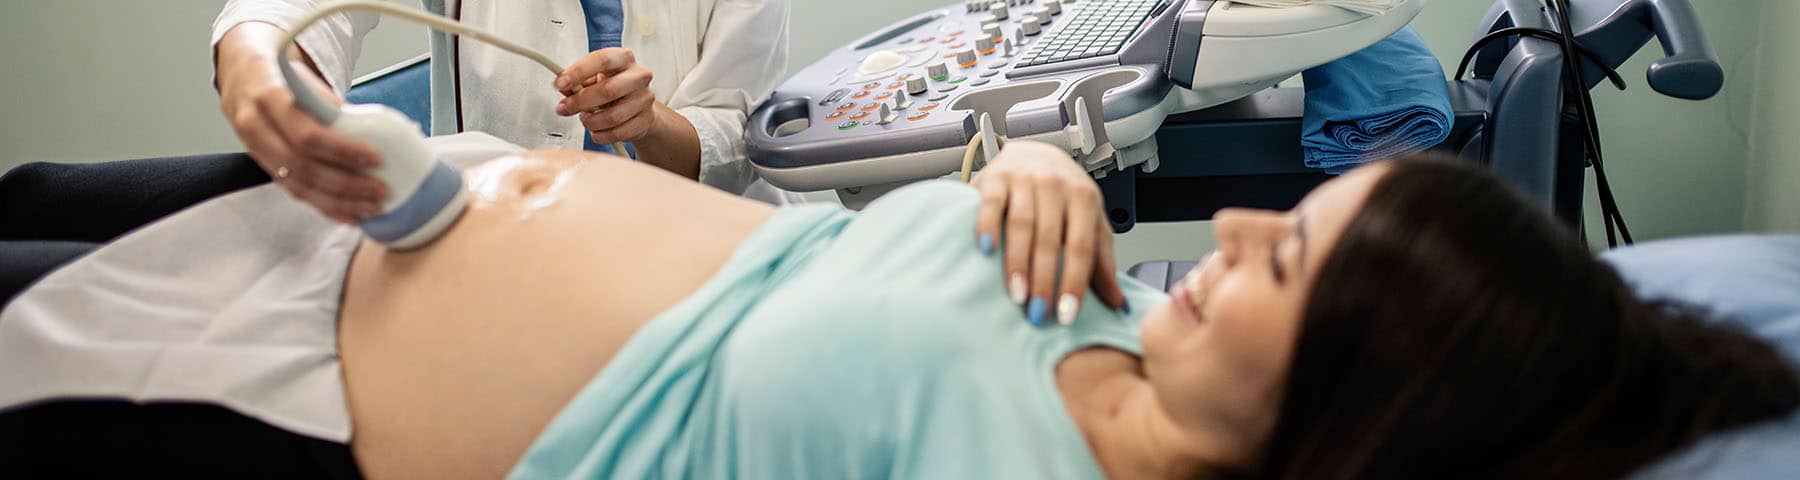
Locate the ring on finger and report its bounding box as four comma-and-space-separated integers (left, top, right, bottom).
275, 166, 290, 179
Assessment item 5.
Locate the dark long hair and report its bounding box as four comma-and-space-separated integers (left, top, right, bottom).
1255, 156, 1800, 479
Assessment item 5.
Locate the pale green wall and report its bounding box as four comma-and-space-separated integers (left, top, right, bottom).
1564, 0, 1764, 245
1746, 0, 1800, 232
0, 0, 424, 172
0, 0, 1781, 262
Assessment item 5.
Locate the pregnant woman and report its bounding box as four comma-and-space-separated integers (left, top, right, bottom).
2, 136, 1795, 479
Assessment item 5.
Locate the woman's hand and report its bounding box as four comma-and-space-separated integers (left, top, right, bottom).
215, 22, 386, 224
973, 142, 1129, 326
554, 48, 659, 146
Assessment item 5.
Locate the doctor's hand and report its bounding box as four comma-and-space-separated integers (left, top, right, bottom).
215, 22, 386, 224
973, 142, 1129, 327
554, 48, 661, 146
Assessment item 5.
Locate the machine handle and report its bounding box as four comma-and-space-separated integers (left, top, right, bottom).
1628, 0, 1723, 100
1472, 0, 1722, 100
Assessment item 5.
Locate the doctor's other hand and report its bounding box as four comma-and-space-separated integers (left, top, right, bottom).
554, 48, 661, 145
215, 22, 386, 224
972, 142, 1129, 327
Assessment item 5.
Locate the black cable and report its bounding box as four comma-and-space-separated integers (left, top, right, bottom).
1546, 0, 1633, 247
1462, 2, 1633, 247
1453, 27, 1627, 91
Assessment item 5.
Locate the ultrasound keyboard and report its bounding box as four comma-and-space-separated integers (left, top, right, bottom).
1017, 0, 1164, 68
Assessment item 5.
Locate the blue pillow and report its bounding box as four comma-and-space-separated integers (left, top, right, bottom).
1602, 235, 1800, 479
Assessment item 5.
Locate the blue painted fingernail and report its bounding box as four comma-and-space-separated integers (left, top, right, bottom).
979, 233, 994, 255
1120, 299, 1132, 315
1028, 297, 1047, 327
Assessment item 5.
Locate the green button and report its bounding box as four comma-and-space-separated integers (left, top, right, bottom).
838, 121, 860, 131
931, 75, 949, 82
948, 76, 968, 84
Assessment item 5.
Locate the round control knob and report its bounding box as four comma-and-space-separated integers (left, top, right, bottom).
1045, 0, 1063, 15
976, 37, 995, 53
1033, 9, 1054, 25
1020, 17, 1043, 36
988, 2, 1009, 20
927, 62, 951, 81
906, 76, 929, 95
857, 50, 907, 75
955, 49, 978, 67
982, 25, 1004, 41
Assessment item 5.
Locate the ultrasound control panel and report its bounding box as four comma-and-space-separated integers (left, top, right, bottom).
746, 0, 1425, 201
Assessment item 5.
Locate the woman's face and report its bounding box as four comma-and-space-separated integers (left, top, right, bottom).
1139, 163, 1388, 465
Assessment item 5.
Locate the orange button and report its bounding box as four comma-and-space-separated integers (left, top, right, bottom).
826, 111, 846, 120
837, 102, 857, 111
898, 73, 920, 82
851, 91, 871, 99
919, 103, 940, 111
848, 112, 870, 121
861, 103, 882, 111
907, 112, 931, 121
886, 81, 906, 90
947, 42, 967, 50
873, 92, 894, 101
916, 36, 935, 43
862, 82, 883, 90
940, 37, 959, 44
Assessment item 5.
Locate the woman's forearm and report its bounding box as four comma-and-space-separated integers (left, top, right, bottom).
630, 103, 703, 180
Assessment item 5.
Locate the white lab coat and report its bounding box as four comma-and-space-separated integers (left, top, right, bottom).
211, 0, 801, 204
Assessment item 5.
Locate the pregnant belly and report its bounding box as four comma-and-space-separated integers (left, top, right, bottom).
336, 151, 771, 479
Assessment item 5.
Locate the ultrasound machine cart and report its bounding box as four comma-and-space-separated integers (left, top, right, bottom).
744, 0, 1428, 210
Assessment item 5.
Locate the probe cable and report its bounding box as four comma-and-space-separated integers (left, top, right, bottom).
276, 0, 631, 157
960, 131, 1005, 183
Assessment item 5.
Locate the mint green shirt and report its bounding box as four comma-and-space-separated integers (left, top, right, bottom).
511, 180, 1168, 479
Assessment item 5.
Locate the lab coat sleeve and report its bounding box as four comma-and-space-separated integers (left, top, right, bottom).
668, 0, 790, 196
212, 0, 382, 95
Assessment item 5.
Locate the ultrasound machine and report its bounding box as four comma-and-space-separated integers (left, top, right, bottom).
744, 0, 1426, 208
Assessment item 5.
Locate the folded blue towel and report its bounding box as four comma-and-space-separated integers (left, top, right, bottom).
1300, 26, 1452, 173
